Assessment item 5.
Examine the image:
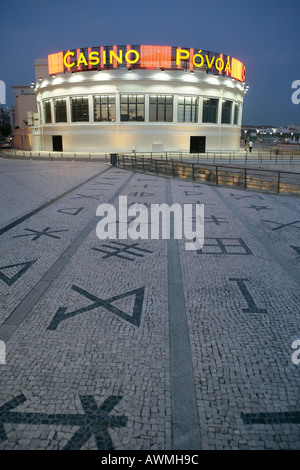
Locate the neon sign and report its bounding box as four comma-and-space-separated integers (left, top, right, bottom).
48, 45, 245, 82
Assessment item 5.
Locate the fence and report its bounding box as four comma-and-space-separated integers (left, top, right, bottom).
0, 149, 109, 162
118, 154, 300, 196
3, 146, 300, 166
130, 147, 300, 166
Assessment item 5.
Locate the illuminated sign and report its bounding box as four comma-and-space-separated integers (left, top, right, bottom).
48, 45, 245, 82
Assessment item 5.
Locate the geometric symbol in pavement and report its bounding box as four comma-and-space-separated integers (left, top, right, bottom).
127, 192, 155, 197
47, 284, 145, 330
290, 245, 300, 255
229, 278, 267, 314
57, 207, 84, 216
0, 393, 127, 450
230, 193, 264, 200
179, 185, 200, 188
134, 184, 158, 188
184, 191, 203, 196
0, 260, 37, 286
246, 204, 273, 211
70, 193, 102, 200
131, 202, 151, 208
241, 410, 300, 425
261, 219, 300, 231
91, 181, 115, 186
82, 188, 110, 191
92, 241, 153, 261
195, 200, 215, 206
197, 238, 252, 255
13, 227, 68, 241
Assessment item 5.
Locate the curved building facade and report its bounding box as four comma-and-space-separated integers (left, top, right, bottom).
33, 45, 247, 153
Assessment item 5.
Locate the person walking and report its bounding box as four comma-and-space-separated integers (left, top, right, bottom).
249, 140, 253, 153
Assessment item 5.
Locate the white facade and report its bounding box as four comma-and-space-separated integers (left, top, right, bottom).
33, 63, 246, 153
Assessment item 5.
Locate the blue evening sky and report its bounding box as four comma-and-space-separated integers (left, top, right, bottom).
0, 0, 299, 126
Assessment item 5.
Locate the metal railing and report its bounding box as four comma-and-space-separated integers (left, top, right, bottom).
0, 149, 109, 162
118, 154, 300, 196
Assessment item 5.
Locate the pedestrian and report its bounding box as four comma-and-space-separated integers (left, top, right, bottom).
249, 140, 253, 153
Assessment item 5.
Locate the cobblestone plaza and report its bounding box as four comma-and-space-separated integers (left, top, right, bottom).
0, 158, 299, 450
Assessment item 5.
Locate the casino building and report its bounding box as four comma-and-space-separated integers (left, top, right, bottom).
14, 45, 248, 154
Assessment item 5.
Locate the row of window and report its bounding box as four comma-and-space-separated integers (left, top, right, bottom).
41, 95, 241, 125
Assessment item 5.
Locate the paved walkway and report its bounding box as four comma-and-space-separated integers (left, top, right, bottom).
0, 159, 299, 450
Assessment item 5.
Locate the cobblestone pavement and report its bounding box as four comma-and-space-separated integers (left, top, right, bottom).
0, 159, 299, 450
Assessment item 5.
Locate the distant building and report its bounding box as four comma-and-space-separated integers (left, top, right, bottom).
10, 57, 49, 148
241, 124, 300, 144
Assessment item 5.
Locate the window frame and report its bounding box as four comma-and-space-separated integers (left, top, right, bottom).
93, 95, 116, 122
221, 100, 233, 125
53, 98, 67, 123
120, 94, 145, 122
177, 96, 198, 123
149, 95, 173, 122
202, 97, 219, 124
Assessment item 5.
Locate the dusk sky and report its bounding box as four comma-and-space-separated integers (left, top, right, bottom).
1, 0, 299, 126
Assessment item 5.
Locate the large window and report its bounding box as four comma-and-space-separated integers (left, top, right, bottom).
70, 97, 89, 122
94, 95, 116, 122
234, 103, 240, 125
54, 98, 67, 123
221, 100, 233, 124
202, 98, 218, 124
43, 100, 52, 124
120, 95, 144, 121
177, 96, 198, 122
149, 95, 173, 122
